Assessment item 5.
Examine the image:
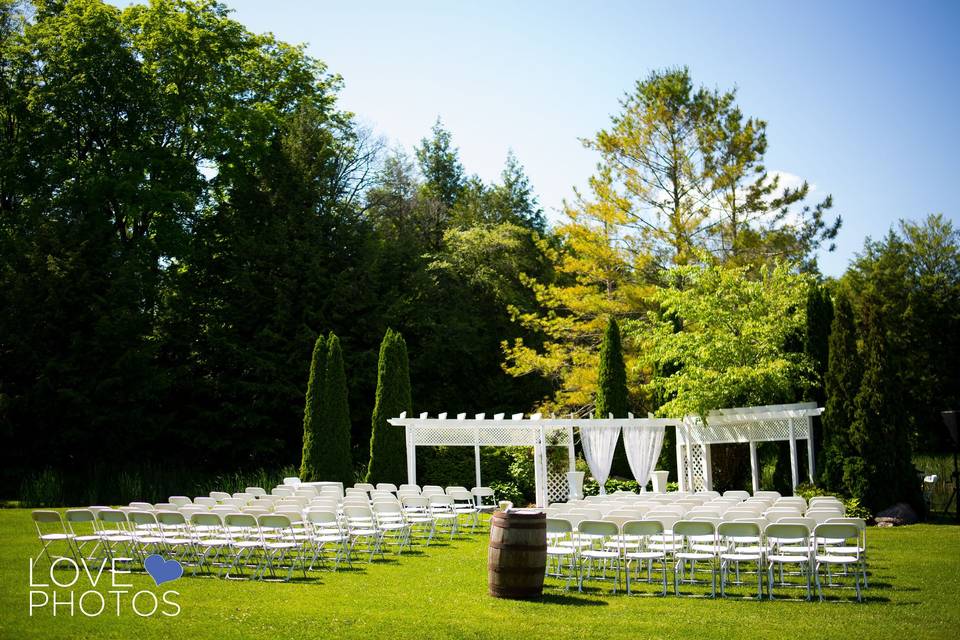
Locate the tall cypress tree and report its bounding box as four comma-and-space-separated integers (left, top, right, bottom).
845, 303, 921, 512
804, 284, 834, 471
366, 329, 413, 484
300, 334, 328, 481
595, 317, 631, 478
820, 292, 860, 491
319, 333, 354, 486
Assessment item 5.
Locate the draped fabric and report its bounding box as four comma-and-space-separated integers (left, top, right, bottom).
580, 425, 621, 495
622, 424, 665, 490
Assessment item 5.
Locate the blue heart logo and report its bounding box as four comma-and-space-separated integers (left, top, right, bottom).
144, 554, 183, 586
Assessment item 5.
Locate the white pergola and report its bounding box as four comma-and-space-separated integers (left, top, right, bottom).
387, 412, 676, 507
676, 402, 823, 492
388, 402, 822, 506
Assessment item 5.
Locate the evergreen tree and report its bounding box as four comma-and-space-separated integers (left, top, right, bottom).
366, 329, 413, 484
845, 303, 921, 511
595, 317, 631, 477
300, 334, 328, 481
319, 333, 354, 486
820, 292, 860, 491
804, 283, 834, 468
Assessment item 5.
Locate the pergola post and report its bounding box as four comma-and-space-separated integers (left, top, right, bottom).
749, 440, 759, 494
404, 417, 417, 486
534, 422, 548, 507
703, 444, 713, 491
805, 416, 816, 483
566, 424, 576, 472
473, 425, 482, 489
788, 417, 799, 492
684, 423, 695, 491
675, 437, 687, 492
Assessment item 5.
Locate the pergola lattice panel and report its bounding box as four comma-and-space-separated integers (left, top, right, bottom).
410, 425, 571, 447
547, 473, 569, 503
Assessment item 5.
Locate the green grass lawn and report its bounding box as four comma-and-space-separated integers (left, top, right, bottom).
1, 509, 958, 640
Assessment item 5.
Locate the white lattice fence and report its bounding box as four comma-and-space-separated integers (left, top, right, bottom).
547, 472, 569, 503
680, 443, 708, 491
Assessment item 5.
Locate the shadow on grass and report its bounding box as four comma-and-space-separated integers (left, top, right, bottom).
537, 592, 609, 607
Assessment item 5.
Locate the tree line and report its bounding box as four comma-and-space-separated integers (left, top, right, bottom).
0, 0, 551, 501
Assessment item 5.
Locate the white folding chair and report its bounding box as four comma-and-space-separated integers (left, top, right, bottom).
545, 518, 578, 590
188, 512, 230, 577
718, 521, 764, 599
673, 520, 718, 597
304, 509, 348, 571
764, 523, 812, 600
401, 496, 436, 545
428, 495, 458, 540
372, 502, 411, 554
577, 520, 622, 593
32, 511, 76, 564
623, 520, 668, 596
343, 505, 383, 562
96, 509, 137, 568
64, 509, 104, 563
814, 522, 864, 602
256, 514, 305, 581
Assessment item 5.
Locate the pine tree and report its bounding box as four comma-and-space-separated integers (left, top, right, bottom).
319, 333, 354, 486
845, 304, 921, 512
804, 284, 834, 471
820, 292, 860, 491
366, 329, 413, 484
595, 316, 631, 477
300, 334, 328, 481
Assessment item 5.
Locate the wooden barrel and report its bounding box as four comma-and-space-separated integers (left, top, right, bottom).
487, 509, 546, 599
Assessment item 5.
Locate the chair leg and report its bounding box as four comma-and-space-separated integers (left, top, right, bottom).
815, 562, 823, 602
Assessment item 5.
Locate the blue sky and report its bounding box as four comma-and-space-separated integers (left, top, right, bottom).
131, 0, 960, 275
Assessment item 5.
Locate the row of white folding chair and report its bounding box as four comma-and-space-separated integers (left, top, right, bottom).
549, 517, 862, 600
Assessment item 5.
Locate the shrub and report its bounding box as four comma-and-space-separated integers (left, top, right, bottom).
300, 334, 328, 481
794, 482, 873, 521
596, 317, 631, 476
366, 329, 412, 484
18, 468, 63, 507
583, 477, 641, 496
320, 333, 354, 486
489, 481, 526, 506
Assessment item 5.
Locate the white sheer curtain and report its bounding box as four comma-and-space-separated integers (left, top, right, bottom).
623, 425, 665, 491
580, 425, 621, 495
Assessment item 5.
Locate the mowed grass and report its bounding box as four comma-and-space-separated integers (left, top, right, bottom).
0, 509, 958, 640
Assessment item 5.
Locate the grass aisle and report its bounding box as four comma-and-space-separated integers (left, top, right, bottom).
1, 509, 958, 640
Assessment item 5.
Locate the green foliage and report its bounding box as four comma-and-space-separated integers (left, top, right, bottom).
17, 469, 62, 508
636, 260, 815, 418
300, 335, 328, 481
844, 215, 960, 453
583, 478, 641, 496
804, 283, 833, 471
804, 284, 834, 387
820, 292, 861, 490
319, 333, 354, 486
793, 483, 873, 521
366, 329, 412, 485
489, 481, 526, 507
595, 317, 629, 418
586, 66, 838, 268
506, 448, 536, 500
845, 306, 922, 513
416, 118, 465, 211
595, 316, 631, 475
